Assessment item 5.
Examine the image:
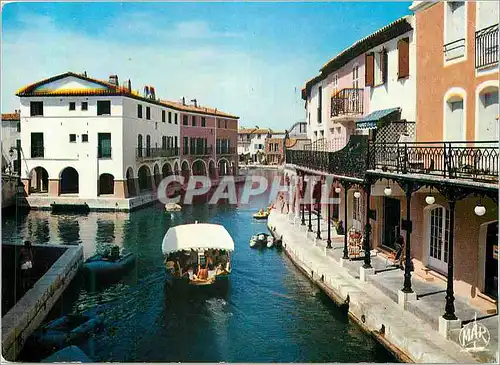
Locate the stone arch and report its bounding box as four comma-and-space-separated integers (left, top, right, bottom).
181, 160, 190, 180
208, 159, 217, 179
217, 157, 230, 176
59, 166, 79, 194
138, 165, 152, 191
99, 173, 114, 195
153, 163, 161, 187
126, 167, 136, 197
173, 161, 180, 175
192, 159, 207, 176
162, 162, 173, 178
28, 166, 49, 193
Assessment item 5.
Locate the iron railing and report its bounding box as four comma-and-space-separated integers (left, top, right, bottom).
444, 38, 466, 61
136, 147, 179, 160
331, 88, 364, 117
286, 135, 368, 179
217, 147, 236, 155
31, 146, 44, 158
368, 141, 499, 183
190, 146, 213, 156
475, 24, 499, 69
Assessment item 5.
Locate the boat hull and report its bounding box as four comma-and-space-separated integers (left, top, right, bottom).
164, 272, 230, 297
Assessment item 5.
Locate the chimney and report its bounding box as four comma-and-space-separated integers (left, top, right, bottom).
128, 79, 131, 91
109, 74, 119, 86
191, 99, 197, 108
182, 97, 186, 106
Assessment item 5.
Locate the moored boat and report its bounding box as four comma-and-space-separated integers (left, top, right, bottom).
162, 222, 235, 292
249, 232, 274, 248
82, 245, 136, 277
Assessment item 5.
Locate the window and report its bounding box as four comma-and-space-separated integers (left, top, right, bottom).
397, 38, 410, 79
445, 96, 464, 141
97, 100, 111, 115
30, 102, 44, 116
174, 136, 178, 148
146, 106, 151, 120
174, 114, 178, 124
444, 1, 466, 61
81, 102, 88, 111
352, 65, 359, 89
224, 120, 227, 128
168, 112, 172, 124
69, 102, 76, 111
82, 134, 88, 142
162, 110, 166, 123
69, 134, 76, 142
375, 49, 388, 85
31, 133, 44, 157
183, 115, 188, 126
365, 53, 375, 87
162, 136, 167, 149
201, 117, 206, 127
333, 74, 339, 94
98, 133, 112, 158
16, 121, 20, 133
138, 104, 143, 118
428, 206, 451, 273
192, 115, 196, 126
318, 86, 323, 124
183, 137, 189, 154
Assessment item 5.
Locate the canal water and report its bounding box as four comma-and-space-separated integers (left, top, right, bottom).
3, 170, 396, 362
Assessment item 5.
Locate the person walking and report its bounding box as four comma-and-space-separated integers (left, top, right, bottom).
19, 240, 34, 290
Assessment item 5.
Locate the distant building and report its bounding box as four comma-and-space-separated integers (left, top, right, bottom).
1, 111, 21, 174
238, 127, 282, 163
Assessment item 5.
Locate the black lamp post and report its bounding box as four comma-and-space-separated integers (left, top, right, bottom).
308, 189, 313, 232
326, 203, 332, 249
9, 146, 25, 208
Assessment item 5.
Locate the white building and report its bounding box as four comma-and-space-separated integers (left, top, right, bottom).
17, 72, 181, 200
238, 127, 283, 163
1, 111, 21, 174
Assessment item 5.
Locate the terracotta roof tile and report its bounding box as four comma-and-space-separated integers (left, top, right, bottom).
16, 71, 239, 119
1, 112, 20, 121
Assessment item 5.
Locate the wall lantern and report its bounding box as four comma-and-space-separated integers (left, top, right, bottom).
354, 191, 361, 199
474, 205, 486, 216
335, 186, 341, 194
384, 186, 392, 196
425, 196, 435, 205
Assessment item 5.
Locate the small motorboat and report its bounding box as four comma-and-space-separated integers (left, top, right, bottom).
82, 246, 136, 276
165, 203, 182, 212
253, 209, 269, 220
249, 233, 273, 248
162, 222, 235, 291
31, 314, 103, 352
42, 346, 92, 363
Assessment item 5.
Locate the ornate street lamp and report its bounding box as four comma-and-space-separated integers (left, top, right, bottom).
474, 197, 486, 216
354, 191, 361, 199
425, 187, 435, 205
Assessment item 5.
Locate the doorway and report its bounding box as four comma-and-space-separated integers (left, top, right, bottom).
383, 197, 401, 249
485, 221, 498, 299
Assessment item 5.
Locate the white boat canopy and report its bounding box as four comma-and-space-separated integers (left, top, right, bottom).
162, 223, 235, 255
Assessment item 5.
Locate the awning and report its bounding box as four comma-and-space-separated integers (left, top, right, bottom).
162, 223, 235, 255
356, 107, 401, 129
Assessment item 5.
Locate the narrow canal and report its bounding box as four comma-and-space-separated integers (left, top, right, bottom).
3, 170, 396, 362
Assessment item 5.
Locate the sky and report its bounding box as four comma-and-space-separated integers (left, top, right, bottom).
1, 1, 412, 130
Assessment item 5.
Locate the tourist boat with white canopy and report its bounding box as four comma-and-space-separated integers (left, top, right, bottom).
162, 222, 234, 290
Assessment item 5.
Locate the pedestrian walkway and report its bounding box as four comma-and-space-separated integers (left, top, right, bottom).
269, 209, 498, 363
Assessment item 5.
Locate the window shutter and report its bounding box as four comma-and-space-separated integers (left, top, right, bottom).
398, 38, 410, 79
365, 53, 375, 87
381, 48, 388, 84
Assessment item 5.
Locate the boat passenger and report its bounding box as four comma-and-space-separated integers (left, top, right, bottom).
19, 240, 34, 290
108, 246, 120, 262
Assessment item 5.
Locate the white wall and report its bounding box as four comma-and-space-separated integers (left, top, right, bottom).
20, 96, 124, 197
367, 27, 416, 122
306, 78, 333, 144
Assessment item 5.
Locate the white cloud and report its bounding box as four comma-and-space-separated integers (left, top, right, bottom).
1, 11, 309, 130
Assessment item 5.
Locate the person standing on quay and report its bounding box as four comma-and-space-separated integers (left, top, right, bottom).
19, 240, 34, 290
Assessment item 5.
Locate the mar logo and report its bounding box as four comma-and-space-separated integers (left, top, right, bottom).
459, 313, 490, 352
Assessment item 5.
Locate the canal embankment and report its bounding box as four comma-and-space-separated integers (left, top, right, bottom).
268, 210, 479, 363
1, 243, 83, 360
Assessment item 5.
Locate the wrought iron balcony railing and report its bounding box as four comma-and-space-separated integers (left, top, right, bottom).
444, 38, 466, 61
190, 146, 213, 156
331, 88, 364, 117
368, 141, 498, 183
136, 147, 179, 160
475, 24, 499, 69
31, 146, 45, 158
217, 147, 236, 155
286, 135, 368, 179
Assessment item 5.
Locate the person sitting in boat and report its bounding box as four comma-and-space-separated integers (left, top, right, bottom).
108, 246, 121, 262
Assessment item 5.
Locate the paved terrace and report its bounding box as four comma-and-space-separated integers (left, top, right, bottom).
268, 209, 498, 363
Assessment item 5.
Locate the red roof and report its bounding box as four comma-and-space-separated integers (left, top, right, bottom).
1, 112, 20, 121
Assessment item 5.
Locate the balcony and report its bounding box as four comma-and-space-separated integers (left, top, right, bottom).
136, 147, 179, 161
217, 147, 236, 155
368, 141, 498, 183
475, 24, 499, 69
285, 135, 368, 179
444, 38, 465, 61
331, 88, 364, 118
190, 146, 213, 156
31, 146, 44, 158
